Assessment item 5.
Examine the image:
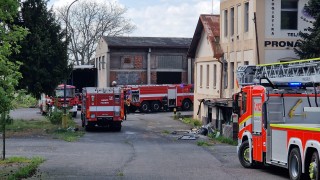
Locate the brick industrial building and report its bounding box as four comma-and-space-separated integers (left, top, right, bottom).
94, 36, 193, 87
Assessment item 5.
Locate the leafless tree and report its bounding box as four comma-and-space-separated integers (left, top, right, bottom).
56, 1, 136, 65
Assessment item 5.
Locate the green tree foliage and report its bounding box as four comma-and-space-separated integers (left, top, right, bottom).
11, 0, 71, 98
0, 0, 28, 160
295, 0, 320, 59
0, 0, 28, 114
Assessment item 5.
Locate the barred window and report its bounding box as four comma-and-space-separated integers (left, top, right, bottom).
157, 55, 183, 69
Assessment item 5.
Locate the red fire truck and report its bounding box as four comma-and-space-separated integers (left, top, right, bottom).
81, 87, 125, 131
234, 58, 320, 180
124, 84, 194, 113
39, 84, 79, 117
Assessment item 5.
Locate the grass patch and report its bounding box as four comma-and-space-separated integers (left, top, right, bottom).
117, 172, 124, 176
52, 129, 85, 142
4, 119, 84, 142
208, 133, 237, 146
197, 141, 212, 147
181, 117, 201, 127
0, 156, 44, 180
161, 130, 170, 134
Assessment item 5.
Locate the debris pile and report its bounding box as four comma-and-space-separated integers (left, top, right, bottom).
172, 123, 216, 140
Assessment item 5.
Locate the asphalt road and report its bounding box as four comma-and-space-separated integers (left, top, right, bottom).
5, 108, 290, 180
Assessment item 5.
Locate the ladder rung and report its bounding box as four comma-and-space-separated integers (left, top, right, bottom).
268, 111, 282, 114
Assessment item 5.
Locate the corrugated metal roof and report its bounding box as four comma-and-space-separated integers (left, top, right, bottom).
103, 36, 192, 48
188, 14, 222, 59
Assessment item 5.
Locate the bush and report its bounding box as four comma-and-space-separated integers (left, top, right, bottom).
12, 90, 38, 108
47, 110, 63, 125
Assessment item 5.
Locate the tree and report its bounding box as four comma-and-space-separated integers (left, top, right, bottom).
0, 0, 28, 159
56, 1, 136, 65
11, 0, 71, 98
295, 0, 320, 59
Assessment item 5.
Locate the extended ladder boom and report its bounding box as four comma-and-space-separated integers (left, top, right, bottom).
237, 58, 320, 87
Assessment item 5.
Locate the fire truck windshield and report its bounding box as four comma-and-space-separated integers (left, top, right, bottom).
55, 89, 75, 98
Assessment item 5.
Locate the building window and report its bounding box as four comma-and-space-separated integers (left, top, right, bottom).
102, 56, 105, 69
237, 5, 241, 35
206, 65, 209, 87
281, 0, 298, 30
244, 2, 249, 32
120, 56, 134, 69
224, 63, 228, 89
244, 61, 249, 65
200, 65, 203, 88
157, 55, 183, 69
213, 64, 217, 89
98, 57, 101, 70
231, 7, 234, 36
224, 9, 228, 37
231, 62, 234, 89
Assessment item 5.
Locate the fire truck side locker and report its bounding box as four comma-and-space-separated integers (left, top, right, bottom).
168, 86, 177, 107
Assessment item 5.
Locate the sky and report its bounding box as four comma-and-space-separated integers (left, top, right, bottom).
48, 0, 220, 38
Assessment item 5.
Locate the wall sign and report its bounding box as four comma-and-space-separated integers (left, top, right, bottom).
264, 41, 301, 48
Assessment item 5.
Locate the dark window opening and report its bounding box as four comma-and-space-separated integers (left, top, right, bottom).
157, 72, 181, 84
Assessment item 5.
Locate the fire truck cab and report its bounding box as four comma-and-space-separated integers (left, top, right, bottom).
81, 87, 125, 131
234, 58, 320, 180
39, 84, 78, 117
54, 84, 78, 117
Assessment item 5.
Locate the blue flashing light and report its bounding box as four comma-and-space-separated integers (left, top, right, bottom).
289, 82, 302, 86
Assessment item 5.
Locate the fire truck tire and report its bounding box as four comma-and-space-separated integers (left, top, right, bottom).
113, 126, 121, 132
238, 140, 254, 168
129, 106, 137, 113
182, 99, 192, 111
85, 124, 94, 131
72, 111, 77, 118
151, 101, 161, 112
289, 148, 302, 180
307, 151, 319, 180
140, 101, 150, 113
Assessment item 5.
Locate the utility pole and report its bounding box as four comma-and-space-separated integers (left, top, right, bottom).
63, 0, 79, 128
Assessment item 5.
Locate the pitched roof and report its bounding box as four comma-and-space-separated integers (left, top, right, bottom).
188, 14, 222, 59
103, 36, 192, 48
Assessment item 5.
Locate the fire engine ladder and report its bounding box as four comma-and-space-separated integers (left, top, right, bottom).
237, 58, 320, 87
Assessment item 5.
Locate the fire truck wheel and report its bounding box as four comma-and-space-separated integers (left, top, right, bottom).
308, 151, 319, 180
113, 126, 121, 132
289, 148, 302, 180
151, 101, 161, 112
140, 101, 150, 113
72, 111, 77, 118
182, 99, 192, 111
238, 140, 254, 168
85, 125, 93, 131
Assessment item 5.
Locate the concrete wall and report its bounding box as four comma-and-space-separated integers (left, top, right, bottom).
95, 38, 109, 88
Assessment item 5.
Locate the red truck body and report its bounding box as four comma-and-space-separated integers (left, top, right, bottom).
124, 84, 194, 113
81, 87, 125, 131
39, 84, 79, 117
235, 58, 320, 180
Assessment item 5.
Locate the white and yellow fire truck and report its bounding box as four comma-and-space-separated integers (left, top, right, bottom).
234, 58, 320, 180
124, 84, 194, 113
81, 87, 125, 131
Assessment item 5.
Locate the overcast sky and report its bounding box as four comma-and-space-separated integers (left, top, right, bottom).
48, 0, 220, 38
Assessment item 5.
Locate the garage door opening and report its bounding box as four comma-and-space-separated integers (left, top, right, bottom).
157, 72, 181, 84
